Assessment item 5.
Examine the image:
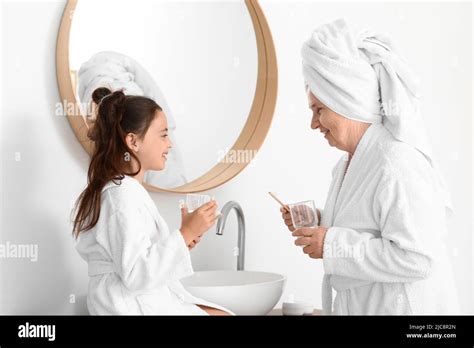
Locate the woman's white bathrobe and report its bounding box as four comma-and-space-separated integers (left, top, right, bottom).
320, 123, 460, 315
75, 175, 232, 315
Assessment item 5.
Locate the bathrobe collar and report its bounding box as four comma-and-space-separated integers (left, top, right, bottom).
322, 123, 389, 314
330, 123, 388, 225
102, 175, 167, 235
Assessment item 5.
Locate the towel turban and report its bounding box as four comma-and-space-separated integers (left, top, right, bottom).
301, 19, 452, 212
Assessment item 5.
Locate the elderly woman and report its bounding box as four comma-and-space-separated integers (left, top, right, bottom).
281, 19, 459, 315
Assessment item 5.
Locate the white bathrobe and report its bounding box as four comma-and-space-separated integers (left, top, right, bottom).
75, 175, 232, 315
320, 123, 460, 315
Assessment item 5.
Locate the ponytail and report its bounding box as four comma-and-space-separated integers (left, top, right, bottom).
72, 87, 161, 238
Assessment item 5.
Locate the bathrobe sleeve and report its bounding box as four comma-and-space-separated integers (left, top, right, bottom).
323, 157, 436, 283
97, 207, 192, 292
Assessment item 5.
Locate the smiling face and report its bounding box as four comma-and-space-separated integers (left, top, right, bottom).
141, 110, 171, 171
126, 110, 172, 172
307, 89, 370, 153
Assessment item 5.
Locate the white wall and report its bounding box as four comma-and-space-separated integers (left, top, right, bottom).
0, 0, 472, 314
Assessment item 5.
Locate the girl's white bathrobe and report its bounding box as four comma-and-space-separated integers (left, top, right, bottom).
75, 175, 233, 315
320, 124, 460, 315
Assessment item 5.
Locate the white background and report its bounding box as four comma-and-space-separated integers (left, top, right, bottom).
1, 0, 472, 314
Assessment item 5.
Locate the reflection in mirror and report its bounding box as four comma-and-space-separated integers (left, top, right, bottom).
69, 0, 258, 189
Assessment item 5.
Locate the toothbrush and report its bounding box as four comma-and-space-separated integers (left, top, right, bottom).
268, 192, 289, 212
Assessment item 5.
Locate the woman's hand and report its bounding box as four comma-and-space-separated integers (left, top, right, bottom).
280, 205, 295, 232
180, 200, 218, 246
281, 206, 321, 232
293, 226, 328, 259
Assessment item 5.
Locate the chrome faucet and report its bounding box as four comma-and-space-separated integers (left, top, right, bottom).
216, 201, 245, 271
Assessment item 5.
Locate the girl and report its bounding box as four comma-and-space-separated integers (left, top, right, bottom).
73, 87, 232, 315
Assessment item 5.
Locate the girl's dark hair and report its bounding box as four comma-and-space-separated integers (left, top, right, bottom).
72, 87, 162, 238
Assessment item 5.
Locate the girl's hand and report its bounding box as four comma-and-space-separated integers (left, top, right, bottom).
293, 226, 328, 259
180, 200, 218, 246
188, 236, 201, 250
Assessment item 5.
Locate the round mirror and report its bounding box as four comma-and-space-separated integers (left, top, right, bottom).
57, 0, 277, 193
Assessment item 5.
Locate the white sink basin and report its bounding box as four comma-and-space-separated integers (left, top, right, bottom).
180, 270, 286, 315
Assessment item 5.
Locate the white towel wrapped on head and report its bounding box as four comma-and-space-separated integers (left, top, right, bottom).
301, 18, 451, 212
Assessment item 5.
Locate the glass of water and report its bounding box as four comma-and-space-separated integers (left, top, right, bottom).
288, 200, 319, 229
185, 193, 211, 213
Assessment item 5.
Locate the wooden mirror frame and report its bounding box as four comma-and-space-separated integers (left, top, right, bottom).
56, 0, 277, 193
